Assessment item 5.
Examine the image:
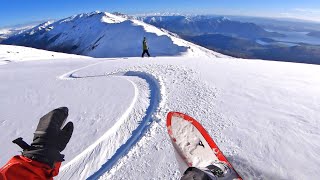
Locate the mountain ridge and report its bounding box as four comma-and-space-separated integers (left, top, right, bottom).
139, 15, 284, 39
2, 11, 222, 58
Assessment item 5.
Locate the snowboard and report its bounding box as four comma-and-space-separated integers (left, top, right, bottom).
166, 112, 242, 179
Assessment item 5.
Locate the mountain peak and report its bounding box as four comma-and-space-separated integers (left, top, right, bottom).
58, 11, 126, 24
2, 11, 221, 58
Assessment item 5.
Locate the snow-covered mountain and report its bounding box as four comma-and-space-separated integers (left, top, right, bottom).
2, 11, 220, 58
0, 20, 48, 42
0, 26, 33, 42
0, 29, 11, 42
138, 15, 284, 39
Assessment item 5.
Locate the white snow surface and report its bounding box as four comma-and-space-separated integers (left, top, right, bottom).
0, 45, 87, 65
0, 45, 320, 180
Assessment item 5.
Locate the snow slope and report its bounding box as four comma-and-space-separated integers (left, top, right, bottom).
0, 46, 320, 180
2, 11, 222, 58
0, 45, 87, 65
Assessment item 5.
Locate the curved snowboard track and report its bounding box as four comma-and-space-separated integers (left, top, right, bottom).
57, 63, 164, 179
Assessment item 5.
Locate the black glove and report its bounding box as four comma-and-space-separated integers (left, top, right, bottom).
13, 107, 74, 167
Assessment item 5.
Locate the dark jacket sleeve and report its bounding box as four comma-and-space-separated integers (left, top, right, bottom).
0, 155, 61, 180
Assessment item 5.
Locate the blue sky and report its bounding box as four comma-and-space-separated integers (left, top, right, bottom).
1, 0, 319, 27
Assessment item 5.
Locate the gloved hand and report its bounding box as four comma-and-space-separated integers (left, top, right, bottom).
13, 107, 74, 167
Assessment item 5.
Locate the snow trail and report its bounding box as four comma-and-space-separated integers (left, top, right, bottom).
87, 71, 161, 179
57, 63, 165, 179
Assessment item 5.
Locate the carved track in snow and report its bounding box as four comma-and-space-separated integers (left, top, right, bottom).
57, 62, 165, 179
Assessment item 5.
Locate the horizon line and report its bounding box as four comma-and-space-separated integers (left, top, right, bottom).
1, 11, 320, 28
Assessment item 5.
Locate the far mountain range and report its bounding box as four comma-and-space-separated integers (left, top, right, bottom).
139, 15, 320, 64
1, 13, 320, 64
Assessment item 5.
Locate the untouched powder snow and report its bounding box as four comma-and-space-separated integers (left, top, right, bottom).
0, 46, 320, 180
0, 45, 87, 64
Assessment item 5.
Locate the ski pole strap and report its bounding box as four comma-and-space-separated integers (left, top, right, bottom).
13, 137, 31, 150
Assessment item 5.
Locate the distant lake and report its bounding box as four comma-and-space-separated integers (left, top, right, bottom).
267, 30, 320, 45
256, 39, 299, 47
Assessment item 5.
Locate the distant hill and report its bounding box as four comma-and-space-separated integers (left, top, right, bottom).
184, 33, 320, 64
138, 15, 319, 65
139, 15, 284, 39
0, 26, 35, 43
308, 31, 320, 38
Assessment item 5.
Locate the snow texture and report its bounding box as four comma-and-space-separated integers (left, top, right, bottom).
0, 43, 320, 180
0, 45, 87, 64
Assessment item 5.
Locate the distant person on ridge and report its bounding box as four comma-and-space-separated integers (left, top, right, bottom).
141, 37, 151, 57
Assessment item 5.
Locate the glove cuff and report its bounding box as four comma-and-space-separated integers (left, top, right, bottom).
13, 137, 64, 168
22, 147, 64, 168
